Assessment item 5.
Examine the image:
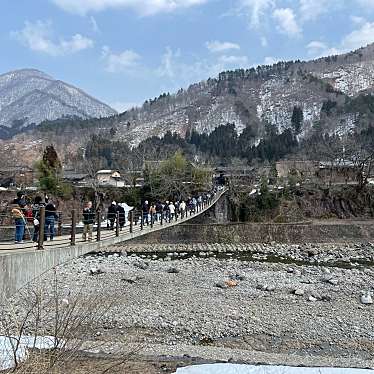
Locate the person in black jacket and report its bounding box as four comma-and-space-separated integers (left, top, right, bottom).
107, 201, 117, 230
116, 203, 126, 230
44, 199, 58, 241
83, 201, 95, 241
142, 200, 149, 226
31, 196, 43, 242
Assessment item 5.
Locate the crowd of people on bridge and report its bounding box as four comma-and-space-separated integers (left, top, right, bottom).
137, 192, 215, 227
10, 192, 59, 244
8, 186, 222, 244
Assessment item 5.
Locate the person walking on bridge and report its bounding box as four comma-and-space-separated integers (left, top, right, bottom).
44, 199, 58, 241
168, 201, 176, 222
31, 196, 43, 242
156, 201, 163, 222
149, 203, 156, 223
142, 200, 149, 226
107, 201, 117, 230
116, 203, 126, 230
180, 200, 186, 219
82, 201, 95, 241
11, 201, 26, 244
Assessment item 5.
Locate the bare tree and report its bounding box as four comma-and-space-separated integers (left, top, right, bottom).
0, 270, 140, 373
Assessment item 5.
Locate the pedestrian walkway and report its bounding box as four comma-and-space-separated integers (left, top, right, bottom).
0, 188, 227, 254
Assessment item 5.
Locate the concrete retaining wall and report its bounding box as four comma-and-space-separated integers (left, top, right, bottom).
128, 222, 374, 244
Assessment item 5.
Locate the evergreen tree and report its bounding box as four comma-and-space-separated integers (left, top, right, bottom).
291, 106, 303, 135
38, 145, 62, 192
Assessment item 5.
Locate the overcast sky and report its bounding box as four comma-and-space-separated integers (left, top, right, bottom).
1, 0, 374, 112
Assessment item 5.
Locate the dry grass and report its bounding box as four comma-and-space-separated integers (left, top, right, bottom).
1, 270, 140, 374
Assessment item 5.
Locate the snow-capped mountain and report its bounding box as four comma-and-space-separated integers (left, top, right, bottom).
109, 43, 374, 147
0, 69, 116, 138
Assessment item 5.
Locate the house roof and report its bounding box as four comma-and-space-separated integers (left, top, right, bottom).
0, 166, 33, 173
97, 170, 120, 174
63, 173, 89, 181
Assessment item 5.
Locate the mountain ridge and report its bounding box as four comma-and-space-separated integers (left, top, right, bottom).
3, 44, 374, 167
0, 68, 117, 138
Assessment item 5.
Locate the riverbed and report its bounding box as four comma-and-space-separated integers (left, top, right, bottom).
3, 243, 374, 372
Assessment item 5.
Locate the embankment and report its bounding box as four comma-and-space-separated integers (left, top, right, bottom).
128, 221, 374, 244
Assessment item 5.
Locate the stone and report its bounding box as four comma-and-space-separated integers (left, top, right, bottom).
167, 267, 180, 274
121, 276, 138, 284
360, 292, 373, 305
229, 274, 246, 281
256, 284, 268, 291
133, 261, 149, 270
89, 267, 104, 276
287, 268, 294, 274
225, 280, 239, 288
311, 292, 322, 301
308, 249, 317, 257
308, 296, 317, 302
215, 282, 228, 289
328, 279, 339, 286
266, 285, 276, 292
294, 289, 305, 296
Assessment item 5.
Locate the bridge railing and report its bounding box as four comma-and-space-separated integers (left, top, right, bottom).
0, 187, 226, 250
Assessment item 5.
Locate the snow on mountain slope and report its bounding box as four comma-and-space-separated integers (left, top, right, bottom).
0, 69, 116, 135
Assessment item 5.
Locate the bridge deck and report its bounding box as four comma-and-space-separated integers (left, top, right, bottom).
0, 189, 226, 254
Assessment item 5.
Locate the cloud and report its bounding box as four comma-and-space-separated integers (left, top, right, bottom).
90, 16, 100, 32
102, 46, 141, 73
11, 20, 93, 56
356, 0, 374, 9
351, 15, 366, 25
299, 0, 331, 22
273, 8, 302, 38
341, 21, 374, 50
306, 21, 374, 58
306, 40, 328, 55
51, 0, 208, 16
237, 0, 275, 29
155, 47, 249, 92
206, 40, 240, 53
260, 36, 268, 47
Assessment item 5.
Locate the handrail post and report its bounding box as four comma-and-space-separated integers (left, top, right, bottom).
37, 206, 45, 250
70, 209, 76, 246
160, 211, 163, 226
129, 210, 133, 233
96, 210, 101, 242
141, 213, 144, 230
57, 213, 62, 237
116, 212, 120, 237
151, 212, 154, 228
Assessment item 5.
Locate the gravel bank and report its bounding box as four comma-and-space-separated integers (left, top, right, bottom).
5, 243, 374, 369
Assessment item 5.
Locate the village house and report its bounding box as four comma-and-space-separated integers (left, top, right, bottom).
62, 170, 90, 186
96, 170, 124, 187
275, 160, 362, 185
276, 160, 318, 181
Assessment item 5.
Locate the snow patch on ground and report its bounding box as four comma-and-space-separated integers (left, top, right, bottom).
0, 336, 61, 370
174, 364, 374, 374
